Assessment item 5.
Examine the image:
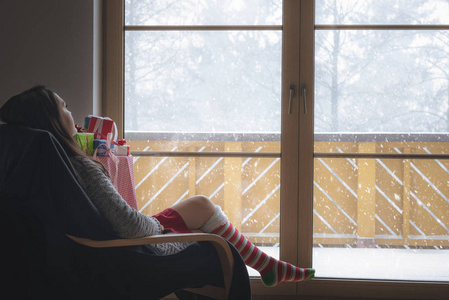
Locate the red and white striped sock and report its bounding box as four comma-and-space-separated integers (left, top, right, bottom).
207, 219, 315, 287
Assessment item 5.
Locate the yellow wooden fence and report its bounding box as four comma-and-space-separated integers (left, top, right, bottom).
127, 138, 449, 248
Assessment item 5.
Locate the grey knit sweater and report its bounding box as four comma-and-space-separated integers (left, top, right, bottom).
70, 156, 192, 255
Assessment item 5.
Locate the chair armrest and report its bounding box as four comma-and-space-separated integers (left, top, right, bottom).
67, 232, 220, 248
66, 233, 234, 300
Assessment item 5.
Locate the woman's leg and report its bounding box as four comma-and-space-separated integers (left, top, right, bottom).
172, 196, 315, 287
170, 195, 216, 230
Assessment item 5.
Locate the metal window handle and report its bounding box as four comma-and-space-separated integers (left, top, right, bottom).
288, 85, 295, 115
302, 85, 307, 114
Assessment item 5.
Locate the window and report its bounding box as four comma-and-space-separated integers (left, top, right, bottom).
103, 0, 448, 298
121, 1, 290, 293
313, 0, 449, 282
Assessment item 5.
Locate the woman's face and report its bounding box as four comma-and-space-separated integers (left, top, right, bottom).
55, 93, 77, 136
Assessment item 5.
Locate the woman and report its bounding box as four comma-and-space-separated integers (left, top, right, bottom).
0, 86, 314, 287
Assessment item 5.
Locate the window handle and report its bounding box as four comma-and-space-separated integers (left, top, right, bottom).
302, 84, 307, 114
288, 85, 295, 115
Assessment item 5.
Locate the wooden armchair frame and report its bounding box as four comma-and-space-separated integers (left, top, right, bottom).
67, 233, 234, 300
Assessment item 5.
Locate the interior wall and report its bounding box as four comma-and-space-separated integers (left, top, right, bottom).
0, 0, 97, 126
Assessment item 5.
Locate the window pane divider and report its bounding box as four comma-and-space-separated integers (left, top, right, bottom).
125, 25, 283, 31
315, 152, 449, 160
131, 151, 280, 158
315, 24, 449, 30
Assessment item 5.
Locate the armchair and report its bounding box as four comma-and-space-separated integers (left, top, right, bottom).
0, 124, 250, 300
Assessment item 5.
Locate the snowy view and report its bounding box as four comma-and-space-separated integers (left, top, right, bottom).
315, 0, 449, 134
124, 0, 282, 134
125, 0, 449, 135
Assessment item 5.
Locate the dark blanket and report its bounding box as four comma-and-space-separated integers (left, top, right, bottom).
0, 124, 251, 300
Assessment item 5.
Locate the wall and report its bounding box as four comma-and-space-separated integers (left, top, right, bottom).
0, 0, 100, 126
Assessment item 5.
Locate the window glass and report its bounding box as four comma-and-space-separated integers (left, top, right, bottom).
125, 0, 282, 26
125, 0, 283, 278
125, 31, 281, 134
313, 1, 449, 282
313, 157, 449, 281
315, 0, 449, 25
133, 155, 281, 246
315, 30, 449, 135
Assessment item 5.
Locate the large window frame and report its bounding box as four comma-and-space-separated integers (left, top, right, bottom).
102, 0, 448, 298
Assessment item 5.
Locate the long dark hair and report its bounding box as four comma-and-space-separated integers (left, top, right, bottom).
0, 86, 107, 174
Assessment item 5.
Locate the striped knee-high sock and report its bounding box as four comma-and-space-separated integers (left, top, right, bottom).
200, 206, 314, 287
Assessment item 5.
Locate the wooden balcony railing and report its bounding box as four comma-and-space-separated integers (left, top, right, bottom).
127, 132, 449, 248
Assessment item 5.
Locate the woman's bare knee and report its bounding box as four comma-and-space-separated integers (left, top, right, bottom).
191, 195, 215, 212
171, 195, 215, 229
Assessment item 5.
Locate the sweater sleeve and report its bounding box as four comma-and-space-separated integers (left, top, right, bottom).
71, 156, 162, 238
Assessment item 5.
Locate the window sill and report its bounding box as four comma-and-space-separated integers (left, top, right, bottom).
249, 277, 448, 299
